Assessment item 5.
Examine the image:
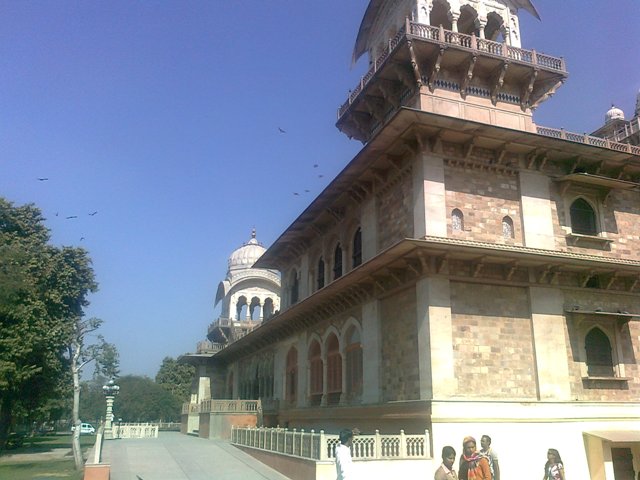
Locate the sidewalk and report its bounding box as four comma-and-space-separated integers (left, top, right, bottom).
100, 432, 291, 480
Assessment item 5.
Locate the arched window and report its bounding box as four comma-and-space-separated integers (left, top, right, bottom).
352, 228, 362, 268
570, 198, 597, 235
430, 0, 452, 29
585, 328, 614, 377
485, 12, 504, 41
285, 347, 298, 404
333, 244, 343, 280
317, 257, 325, 290
502, 216, 514, 239
263, 298, 274, 319
236, 296, 248, 320
308, 340, 323, 406
250, 297, 261, 320
452, 209, 464, 231
458, 5, 479, 36
346, 326, 363, 397
290, 270, 299, 305
326, 334, 342, 405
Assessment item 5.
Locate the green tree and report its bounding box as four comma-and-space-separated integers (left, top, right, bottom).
0, 199, 79, 448
114, 375, 181, 423
0, 198, 116, 466
155, 357, 195, 402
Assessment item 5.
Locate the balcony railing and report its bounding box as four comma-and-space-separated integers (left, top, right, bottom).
231, 426, 431, 462
536, 125, 640, 156
199, 399, 261, 414
338, 20, 566, 119
196, 340, 226, 354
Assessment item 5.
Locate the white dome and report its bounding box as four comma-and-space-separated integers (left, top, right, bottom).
605, 104, 625, 123
228, 230, 266, 270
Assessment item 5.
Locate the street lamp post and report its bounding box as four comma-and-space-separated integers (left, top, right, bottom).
102, 379, 120, 439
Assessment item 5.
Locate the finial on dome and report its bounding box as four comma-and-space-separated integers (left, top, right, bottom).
251, 228, 256, 239
605, 104, 625, 124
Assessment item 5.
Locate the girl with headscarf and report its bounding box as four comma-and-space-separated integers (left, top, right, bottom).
458, 436, 491, 480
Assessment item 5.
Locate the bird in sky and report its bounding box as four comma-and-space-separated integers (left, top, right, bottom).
66, 215, 78, 219
88, 211, 98, 216
318, 174, 324, 178
37, 177, 49, 181
313, 164, 318, 168
293, 192, 300, 196
278, 127, 286, 134
80, 237, 85, 241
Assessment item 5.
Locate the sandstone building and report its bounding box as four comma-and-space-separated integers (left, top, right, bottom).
183, 1, 640, 479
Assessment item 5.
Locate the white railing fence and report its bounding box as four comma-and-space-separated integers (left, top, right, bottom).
182, 399, 261, 414
113, 423, 159, 439
231, 426, 431, 462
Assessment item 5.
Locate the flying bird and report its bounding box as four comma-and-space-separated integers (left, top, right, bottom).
88, 211, 98, 216
65, 216, 78, 219
37, 177, 49, 181
318, 174, 324, 178
313, 164, 318, 168
278, 127, 286, 134
80, 237, 85, 241
304, 189, 310, 193
293, 192, 300, 196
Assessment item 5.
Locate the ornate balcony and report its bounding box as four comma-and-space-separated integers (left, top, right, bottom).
337, 19, 567, 142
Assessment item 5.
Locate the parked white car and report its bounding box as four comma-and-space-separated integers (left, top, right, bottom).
71, 423, 95, 434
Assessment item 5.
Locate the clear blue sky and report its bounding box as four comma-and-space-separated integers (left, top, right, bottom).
2, 1, 639, 378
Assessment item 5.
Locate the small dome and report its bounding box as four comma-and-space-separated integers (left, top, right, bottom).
228, 229, 266, 270
605, 104, 625, 123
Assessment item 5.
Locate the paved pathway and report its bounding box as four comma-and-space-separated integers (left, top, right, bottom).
100, 432, 290, 480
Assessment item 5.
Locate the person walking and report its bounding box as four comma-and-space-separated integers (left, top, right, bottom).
459, 436, 491, 480
335, 428, 354, 480
435, 445, 458, 480
479, 435, 500, 480
543, 448, 565, 480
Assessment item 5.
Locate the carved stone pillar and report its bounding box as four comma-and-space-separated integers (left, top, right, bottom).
450, 11, 460, 32
477, 17, 487, 39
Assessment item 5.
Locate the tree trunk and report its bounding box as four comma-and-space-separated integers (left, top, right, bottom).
71, 344, 83, 470
0, 398, 13, 452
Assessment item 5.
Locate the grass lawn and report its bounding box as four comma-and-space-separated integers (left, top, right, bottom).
0, 458, 83, 479
0, 434, 95, 480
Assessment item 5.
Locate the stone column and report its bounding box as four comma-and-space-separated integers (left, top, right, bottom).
416, 277, 456, 400
361, 197, 378, 262
296, 335, 308, 408
413, 152, 447, 238
477, 18, 487, 39
450, 11, 460, 32
197, 364, 211, 400
361, 299, 381, 404
529, 287, 571, 400
519, 170, 556, 249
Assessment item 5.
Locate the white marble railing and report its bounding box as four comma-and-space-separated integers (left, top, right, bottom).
536, 125, 640, 156
112, 423, 158, 439
231, 426, 431, 461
